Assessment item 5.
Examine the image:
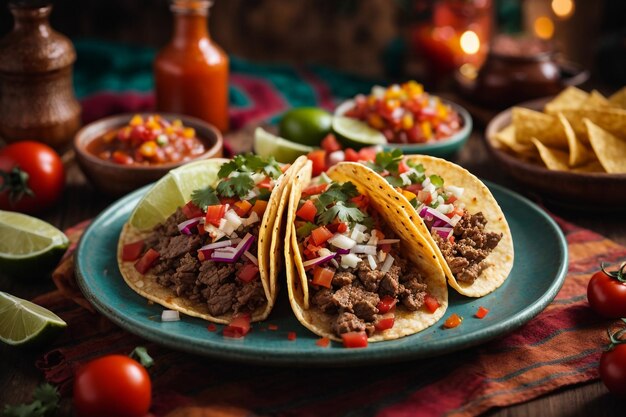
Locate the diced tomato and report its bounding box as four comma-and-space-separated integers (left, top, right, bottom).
417, 190, 432, 205
475, 306, 489, 319
302, 183, 328, 197
350, 194, 369, 210
251, 200, 268, 217
233, 200, 252, 217
122, 240, 145, 262
268, 324, 278, 331
321, 133, 342, 153
316, 337, 330, 347
449, 235, 455, 244
446, 195, 457, 204
376, 295, 397, 314
197, 223, 206, 235
341, 331, 368, 348
379, 243, 391, 253
307, 150, 326, 176
257, 177, 273, 190
358, 147, 377, 162
424, 294, 440, 313
443, 313, 463, 329
238, 263, 260, 283
312, 266, 334, 288
223, 315, 251, 338
405, 183, 423, 194
375, 313, 395, 331
112, 150, 134, 165
134, 248, 159, 274
398, 160, 410, 174
311, 226, 333, 245
296, 200, 317, 222
182, 201, 203, 219
287, 331, 297, 341
280, 163, 291, 173
207, 323, 217, 332
327, 222, 348, 233
205, 204, 227, 227
344, 148, 359, 162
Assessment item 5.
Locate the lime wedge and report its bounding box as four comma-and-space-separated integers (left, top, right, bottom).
0, 291, 66, 346
254, 127, 314, 163
278, 107, 332, 146
332, 116, 387, 149
129, 159, 227, 230
0, 211, 69, 278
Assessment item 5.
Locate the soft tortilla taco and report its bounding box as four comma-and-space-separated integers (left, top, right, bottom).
285, 160, 448, 344
118, 154, 308, 324
343, 151, 513, 297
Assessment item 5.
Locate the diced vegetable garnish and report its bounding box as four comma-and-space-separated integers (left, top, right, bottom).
210, 233, 256, 263
182, 201, 203, 219
161, 310, 180, 322
307, 150, 327, 176
122, 240, 145, 262
312, 266, 335, 288
321, 133, 342, 153
134, 248, 160, 274
205, 204, 227, 227
341, 331, 368, 348
443, 313, 463, 329
296, 200, 317, 222
316, 337, 330, 347
375, 312, 395, 331
257, 177, 273, 190
340, 253, 361, 268
424, 294, 440, 313
233, 200, 252, 217
328, 233, 356, 250
303, 252, 337, 268
475, 306, 489, 319
223, 315, 251, 338
302, 183, 328, 197
380, 253, 394, 273
287, 331, 297, 341
178, 217, 203, 235
311, 226, 334, 246
377, 295, 397, 314
251, 200, 268, 217
238, 263, 260, 283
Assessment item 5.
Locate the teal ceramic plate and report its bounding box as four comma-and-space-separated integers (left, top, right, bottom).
335, 98, 472, 159
76, 181, 567, 366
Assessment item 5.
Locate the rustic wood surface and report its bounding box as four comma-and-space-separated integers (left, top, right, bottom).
1, 126, 623, 416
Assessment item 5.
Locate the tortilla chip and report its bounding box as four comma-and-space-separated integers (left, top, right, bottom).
513, 107, 568, 148
559, 108, 626, 144
557, 113, 593, 167
584, 119, 626, 173
494, 124, 536, 155
609, 87, 626, 110
531, 138, 570, 171
544, 86, 588, 114
572, 160, 605, 173
582, 90, 611, 109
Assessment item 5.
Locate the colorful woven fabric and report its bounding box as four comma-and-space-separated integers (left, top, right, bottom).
35, 215, 624, 417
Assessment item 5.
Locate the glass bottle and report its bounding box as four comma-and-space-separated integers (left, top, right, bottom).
154, 0, 229, 133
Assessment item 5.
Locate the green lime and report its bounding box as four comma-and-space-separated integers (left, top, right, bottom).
332, 116, 387, 149
0, 291, 67, 346
254, 128, 314, 163
278, 107, 333, 146
129, 159, 227, 230
0, 211, 69, 278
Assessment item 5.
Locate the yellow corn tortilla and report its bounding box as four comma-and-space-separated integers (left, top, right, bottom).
382, 155, 514, 297
557, 113, 592, 167
544, 86, 589, 114
609, 87, 626, 110
559, 108, 626, 144
532, 138, 570, 171
118, 156, 308, 324
512, 107, 568, 148
285, 161, 448, 342
493, 124, 536, 156
584, 119, 626, 174
581, 90, 611, 109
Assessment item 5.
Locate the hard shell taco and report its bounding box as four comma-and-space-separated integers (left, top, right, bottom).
118, 154, 308, 325
341, 151, 514, 297
285, 160, 448, 344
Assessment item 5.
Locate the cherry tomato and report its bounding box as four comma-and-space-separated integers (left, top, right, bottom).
587, 263, 626, 318
600, 325, 626, 397
73, 355, 151, 417
0, 141, 65, 213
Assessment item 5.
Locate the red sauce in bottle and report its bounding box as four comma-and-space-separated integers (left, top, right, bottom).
154, 0, 229, 133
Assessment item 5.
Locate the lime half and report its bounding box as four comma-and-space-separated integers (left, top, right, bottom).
332, 116, 387, 149
129, 159, 227, 230
254, 127, 314, 163
278, 107, 332, 146
0, 291, 66, 346
0, 211, 69, 278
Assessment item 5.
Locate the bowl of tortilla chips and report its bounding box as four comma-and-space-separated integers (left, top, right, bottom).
485, 86, 626, 209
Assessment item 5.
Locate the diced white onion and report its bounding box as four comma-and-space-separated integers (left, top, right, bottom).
381, 254, 394, 273
377, 239, 400, 245
377, 250, 387, 263
351, 245, 377, 255
161, 310, 180, 322
422, 177, 431, 188
244, 251, 258, 265
329, 233, 356, 250
450, 214, 462, 226
318, 248, 333, 258
436, 203, 454, 214
244, 189, 258, 200
354, 224, 367, 233
341, 253, 361, 269
224, 210, 243, 229
367, 254, 377, 270
328, 151, 345, 166
445, 185, 464, 198
372, 85, 386, 98
367, 231, 379, 246
251, 173, 266, 184
220, 217, 236, 236
243, 211, 260, 227
400, 173, 412, 186
437, 195, 445, 205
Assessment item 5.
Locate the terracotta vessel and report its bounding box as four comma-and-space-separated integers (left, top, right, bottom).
0, 2, 81, 149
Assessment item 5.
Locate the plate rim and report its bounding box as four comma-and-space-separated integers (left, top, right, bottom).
75, 181, 568, 365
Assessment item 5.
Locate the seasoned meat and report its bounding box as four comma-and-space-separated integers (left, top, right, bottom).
332, 271, 355, 287
234, 280, 265, 313
312, 288, 337, 314
333, 312, 367, 335
400, 273, 427, 311
332, 285, 380, 316
379, 265, 403, 297
160, 235, 202, 259
198, 261, 235, 288
357, 262, 385, 292
205, 283, 236, 316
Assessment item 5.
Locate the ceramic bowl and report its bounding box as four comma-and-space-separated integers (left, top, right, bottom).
335, 98, 472, 159
484, 97, 626, 210
74, 113, 223, 196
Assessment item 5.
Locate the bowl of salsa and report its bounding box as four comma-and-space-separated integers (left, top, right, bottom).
336, 82, 472, 158
74, 113, 223, 195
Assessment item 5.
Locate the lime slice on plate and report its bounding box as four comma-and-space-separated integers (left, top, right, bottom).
278, 107, 332, 146
129, 159, 227, 230
0, 291, 66, 346
254, 127, 314, 163
332, 116, 387, 149
0, 211, 69, 278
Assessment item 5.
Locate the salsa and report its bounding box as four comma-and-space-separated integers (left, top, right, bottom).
88, 114, 206, 165
344, 81, 463, 144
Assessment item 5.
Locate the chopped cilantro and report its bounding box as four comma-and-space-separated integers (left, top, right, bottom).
191, 186, 220, 210
3, 383, 59, 417
218, 154, 282, 179
314, 182, 359, 212
216, 174, 255, 198
318, 201, 364, 225
385, 176, 404, 188
409, 198, 420, 209
429, 174, 444, 188
407, 160, 425, 173
407, 171, 425, 184
296, 222, 317, 238
367, 149, 404, 174
430, 200, 440, 209
255, 189, 272, 201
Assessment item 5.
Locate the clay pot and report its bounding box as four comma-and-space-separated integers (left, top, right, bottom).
0, 3, 81, 149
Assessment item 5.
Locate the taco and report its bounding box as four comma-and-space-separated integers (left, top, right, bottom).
285, 160, 448, 344
118, 154, 308, 324
341, 151, 514, 297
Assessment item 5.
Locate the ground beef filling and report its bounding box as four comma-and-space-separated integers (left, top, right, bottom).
432, 211, 502, 284
309, 253, 427, 337
144, 208, 266, 316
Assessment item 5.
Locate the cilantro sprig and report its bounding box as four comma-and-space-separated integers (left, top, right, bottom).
2, 383, 59, 417
366, 149, 403, 174
218, 154, 282, 180
216, 174, 255, 199
191, 186, 220, 210
310, 182, 370, 226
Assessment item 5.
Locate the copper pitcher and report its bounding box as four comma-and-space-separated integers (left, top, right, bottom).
0, 2, 81, 149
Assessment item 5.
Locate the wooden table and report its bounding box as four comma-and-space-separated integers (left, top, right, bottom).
1, 126, 623, 416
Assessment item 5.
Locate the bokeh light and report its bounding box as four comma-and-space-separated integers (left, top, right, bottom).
460, 30, 480, 55
534, 16, 554, 40
551, 0, 575, 19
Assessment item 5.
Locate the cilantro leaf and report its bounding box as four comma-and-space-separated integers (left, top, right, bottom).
3, 383, 59, 417
429, 174, 444, 188
262, 156, 283, 179
371, 149, 404, 174
318, 202, 364, 225
407, 160, 425, 173
191, 186, 220, 210
407, 171, 425, 184
296, 222, 317, 238
409, 198, 420, 209
385, 176, 404, 188
216, 174, 255, 198
218, 154, 283, 179
314, 182, 359, 212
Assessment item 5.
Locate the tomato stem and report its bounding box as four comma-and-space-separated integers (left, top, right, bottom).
0, 166, 34, 205
600, 262, 626, 284
129, 346, 154, 368
607, 321, 626, 351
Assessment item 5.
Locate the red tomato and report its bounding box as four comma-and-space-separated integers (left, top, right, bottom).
357, 147, 377, 162
398, 160, 410, 174
375, 313, 395, 331
321, 134, 342, 153
443, 313, 463, 329
73, 355, 151, 417
475, 306, 489, 319
376, 295, 397, 314
296, 200, 317, 222
344, 148, 359, 162
134, 249, 159, 274
233, 200, 252, 217
587, 264, 626, 318
341, 331, 368, 348
600, 340, 626, 397
223, 315, 251, 338
424, 294, 440, 313
307, 150, 326, 176
251, 199, 268, 217
310, 226, 333, 246
257, 177, 272, 190
302, 183, 328, 197
122, 240, 145, 262
0, 141, 65, 213
312, 266, 334, 288
181, 201, 203, 219
238, 263, 259, 283
205, 204, 227, 227
316, 337, 330, 347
